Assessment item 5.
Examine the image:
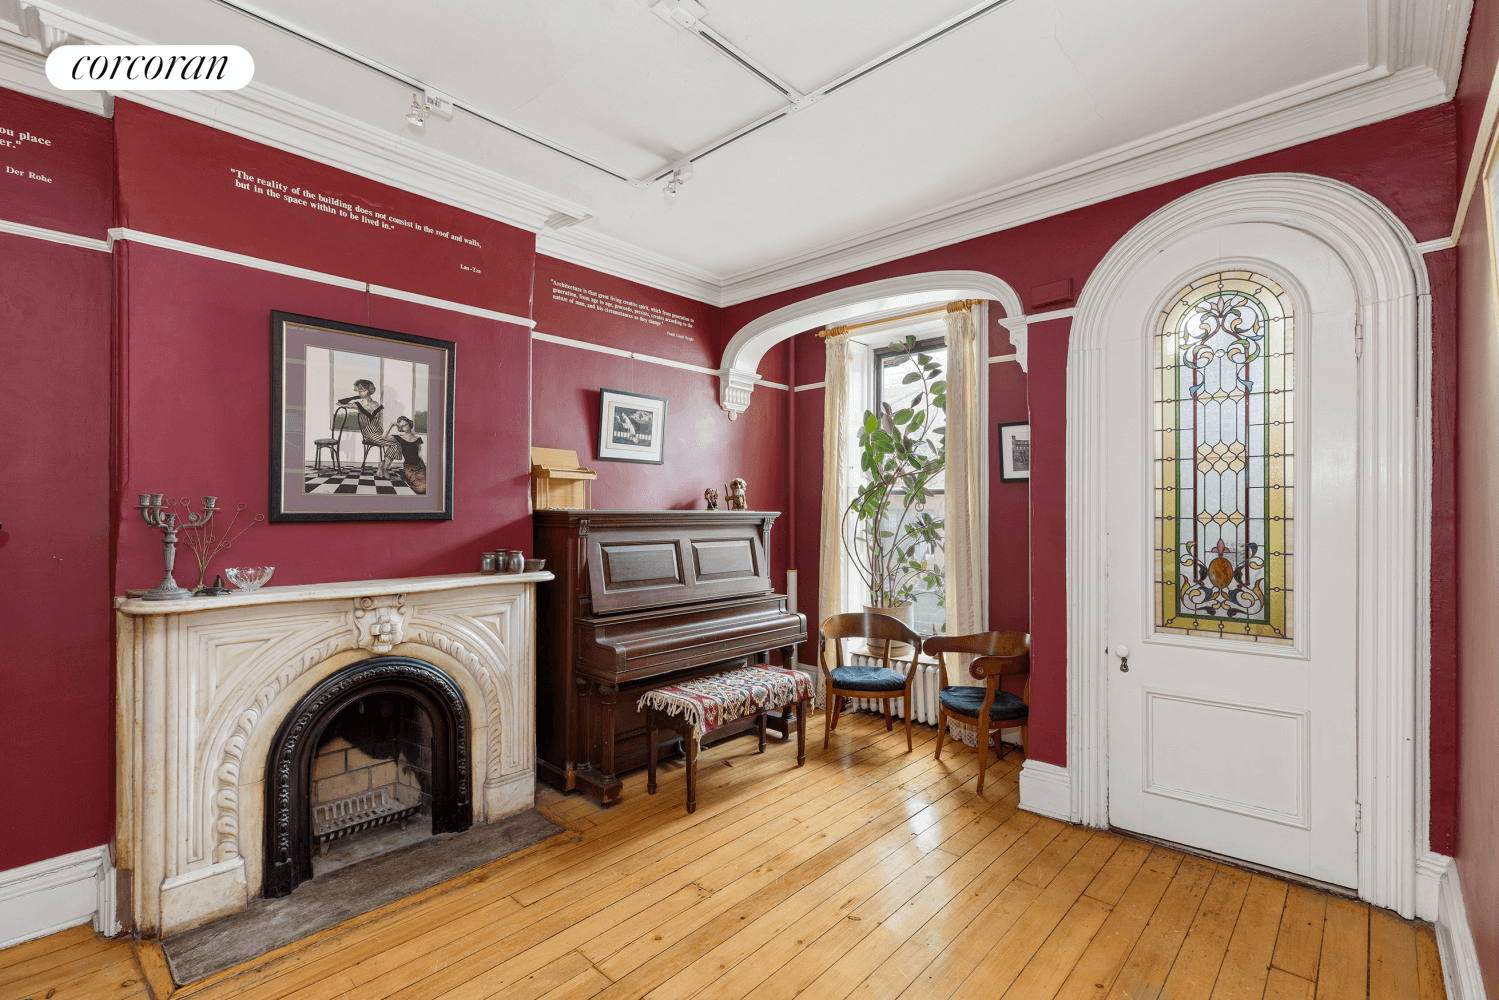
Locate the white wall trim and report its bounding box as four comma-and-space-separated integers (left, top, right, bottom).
1066, 173, 1431, 918
719, 270, 1025, 417
532, 330, 788, 390
0, 845, 116, 949
793, 381, 826, 392
107, 228, 534, 328
1431, 857, 1487, 1000
1414, 236, 1458, 255
0, 217, 110, 252
1018, 760, 1072, 822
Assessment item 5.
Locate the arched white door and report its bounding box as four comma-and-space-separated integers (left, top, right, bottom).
1102, 222, 1359, 887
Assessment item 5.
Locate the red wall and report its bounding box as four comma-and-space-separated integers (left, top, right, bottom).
110, 102, 538, 591
531, 257, 790, 592
0, 89, 115, 871
0, 89, 805, 873
737, 105, 1461, 846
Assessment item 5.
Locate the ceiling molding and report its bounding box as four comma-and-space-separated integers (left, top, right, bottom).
0, 1, 590, 235
536, 225, 722, 305
0, 0, 1472, 309
715, 64, 1451, 305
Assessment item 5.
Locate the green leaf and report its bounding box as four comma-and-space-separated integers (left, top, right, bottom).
916, 354, 931, 365
931, 380, 947, 394
864, 413, 877, 433
906, 335, 917, 348
909, 411, 926, 431
901, 372, 921, 385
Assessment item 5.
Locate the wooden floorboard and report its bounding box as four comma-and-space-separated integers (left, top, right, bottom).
0, 710, 1444, 1000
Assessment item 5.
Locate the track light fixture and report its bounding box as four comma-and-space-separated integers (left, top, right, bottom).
405, 92, 426, 129
662, 161, 694, 202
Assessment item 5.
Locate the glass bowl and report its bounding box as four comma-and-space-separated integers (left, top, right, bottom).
224, 566, 275, 591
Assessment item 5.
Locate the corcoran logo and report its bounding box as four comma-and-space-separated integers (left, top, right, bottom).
45, 45, 254, 90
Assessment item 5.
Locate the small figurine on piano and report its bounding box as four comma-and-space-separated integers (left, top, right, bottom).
703, 486, 719, 510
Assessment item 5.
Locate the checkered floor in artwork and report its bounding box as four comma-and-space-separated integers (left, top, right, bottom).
303, 468, 418, 496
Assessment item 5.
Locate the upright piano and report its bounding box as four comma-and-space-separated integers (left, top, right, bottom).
533, 509, 808, 802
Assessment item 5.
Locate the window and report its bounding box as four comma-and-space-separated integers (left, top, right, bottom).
869, 336, 948, 635
1153, 270, 1294, 644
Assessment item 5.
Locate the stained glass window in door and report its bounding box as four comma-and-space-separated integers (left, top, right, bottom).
1154, 271, 1294, 644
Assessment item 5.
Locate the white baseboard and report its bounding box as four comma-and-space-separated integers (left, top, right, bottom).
0, 845, 118, 949
1019, 759, 1073, 822
1431, 856, 1486, 1000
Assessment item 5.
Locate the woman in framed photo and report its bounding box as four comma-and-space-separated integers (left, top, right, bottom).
385, 415, 427, 494
338, 379, 402, 477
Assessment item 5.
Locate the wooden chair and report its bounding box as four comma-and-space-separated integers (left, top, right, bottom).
924, 631, 1030, 793
818, 613, 923, 753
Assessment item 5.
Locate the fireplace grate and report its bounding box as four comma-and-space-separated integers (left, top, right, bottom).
313, 786, 422, 854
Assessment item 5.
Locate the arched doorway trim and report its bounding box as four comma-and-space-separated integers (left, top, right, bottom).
717, 270, 1026, 417
1058, 173, 1431, 918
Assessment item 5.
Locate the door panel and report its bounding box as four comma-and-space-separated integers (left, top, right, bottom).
1105, 223, 1358, 888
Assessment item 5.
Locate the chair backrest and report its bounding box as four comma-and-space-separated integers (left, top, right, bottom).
923, 631, 1029, 689
332, 405, 361, 437
818, 612, 923, 679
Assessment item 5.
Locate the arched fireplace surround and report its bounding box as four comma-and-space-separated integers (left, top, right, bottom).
263, 656, 473, 898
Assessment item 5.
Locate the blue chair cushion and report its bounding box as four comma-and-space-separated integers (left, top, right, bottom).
938, 685, 1028, 722
828, 665, 908, 692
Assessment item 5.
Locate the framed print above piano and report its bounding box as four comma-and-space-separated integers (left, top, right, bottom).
597, 387, 668, 464
270, 311, 456, 522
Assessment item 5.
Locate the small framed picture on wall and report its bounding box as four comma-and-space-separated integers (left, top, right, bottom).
998, 422, 1031, 482
270, 311, 456, 522
597, 388, 668, 464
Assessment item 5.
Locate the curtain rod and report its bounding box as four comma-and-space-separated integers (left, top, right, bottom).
816, 299, 985, 338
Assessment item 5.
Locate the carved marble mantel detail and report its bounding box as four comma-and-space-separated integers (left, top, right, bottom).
115, 572, 550, 938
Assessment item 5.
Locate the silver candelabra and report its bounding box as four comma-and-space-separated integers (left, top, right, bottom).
137, 494, 217, 600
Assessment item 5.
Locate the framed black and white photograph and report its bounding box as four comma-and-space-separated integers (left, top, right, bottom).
998, 421, 1031, 482
270, 311, 455, 522
597, 388, 668, 464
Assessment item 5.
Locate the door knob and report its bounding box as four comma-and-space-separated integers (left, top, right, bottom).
1114, 644, 1130, 672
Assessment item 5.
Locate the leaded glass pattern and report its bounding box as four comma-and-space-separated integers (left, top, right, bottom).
1154, 270, 1294, 644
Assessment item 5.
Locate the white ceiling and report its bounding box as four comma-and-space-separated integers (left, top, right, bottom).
0, 0, 1471, 304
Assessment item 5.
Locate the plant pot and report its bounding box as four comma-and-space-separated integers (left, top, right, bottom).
862, 601, 916, 660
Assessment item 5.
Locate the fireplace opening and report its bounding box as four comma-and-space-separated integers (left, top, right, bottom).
309, 693, 434, 876
264, 656, 472, 898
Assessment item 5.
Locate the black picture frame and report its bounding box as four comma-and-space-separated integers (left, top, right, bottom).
998, 421, 1031, 482
596, 387, 668, 465
270, 311, 456, 522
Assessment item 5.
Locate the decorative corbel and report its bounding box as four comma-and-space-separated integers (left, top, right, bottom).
717, 367, 762, 421
996, 317, 1029, 372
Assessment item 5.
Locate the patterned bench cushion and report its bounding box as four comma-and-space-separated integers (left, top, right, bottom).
637, 666, 813, 738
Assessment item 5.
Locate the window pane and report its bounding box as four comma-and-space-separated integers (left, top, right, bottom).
1154, 271, 1294, 645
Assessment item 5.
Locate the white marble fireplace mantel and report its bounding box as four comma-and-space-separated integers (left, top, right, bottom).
115, 571, 551, 937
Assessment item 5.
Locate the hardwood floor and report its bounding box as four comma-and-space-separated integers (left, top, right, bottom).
0, 711, 1445, 1000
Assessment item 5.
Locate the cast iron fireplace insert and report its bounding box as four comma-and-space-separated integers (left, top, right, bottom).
262, 655, 472, 898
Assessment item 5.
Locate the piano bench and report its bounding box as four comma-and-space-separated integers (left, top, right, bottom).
637, 666, 813, 814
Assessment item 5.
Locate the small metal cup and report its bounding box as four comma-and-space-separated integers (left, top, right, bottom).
480, 551, 499, 574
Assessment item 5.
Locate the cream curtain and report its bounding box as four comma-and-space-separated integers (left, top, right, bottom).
943, 301, 986, 690
817, 329, 853, 705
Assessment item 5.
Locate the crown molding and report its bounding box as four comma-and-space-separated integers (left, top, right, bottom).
716, 63, 1451, 305
536, 225, 722, 305
0, 0, 1470, 309
0, 2, 590, 235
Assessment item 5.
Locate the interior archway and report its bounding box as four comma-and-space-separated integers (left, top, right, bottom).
717, 270, 1026, 417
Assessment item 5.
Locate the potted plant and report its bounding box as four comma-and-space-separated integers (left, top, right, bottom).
842, 336, 947, 657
